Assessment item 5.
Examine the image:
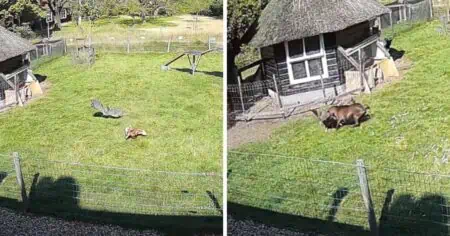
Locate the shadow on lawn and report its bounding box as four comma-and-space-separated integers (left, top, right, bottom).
379, 189, 449, 236
229, 187, 450, 235
228, 202, 370, 236
173, 68, 223, 78
34, 74, 48, 83
19, 174, 222, 235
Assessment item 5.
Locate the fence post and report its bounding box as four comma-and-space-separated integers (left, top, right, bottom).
356, 159, 378, 236
14, 75, 23, 107
13, 152, 28, 212
167, 36, 172, 53
389, 12, 393, 32
127, 27, 131, 54
429, 0, 433, 18
272, 74, 285, 118
64, 39, 67, 55
236, 68, 246, 120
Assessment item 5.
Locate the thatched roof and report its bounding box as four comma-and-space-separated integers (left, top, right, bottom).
250, 0, 391, 48
0, 26, 35, 63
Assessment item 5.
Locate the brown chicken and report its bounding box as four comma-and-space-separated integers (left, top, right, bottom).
124, 127, 148, 140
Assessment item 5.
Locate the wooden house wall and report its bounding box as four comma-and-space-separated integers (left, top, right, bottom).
260, 33, 343, 96
336, 21, 371, 48
0, 56, 24, 75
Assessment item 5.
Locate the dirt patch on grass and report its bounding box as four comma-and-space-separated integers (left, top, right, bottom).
227, 56, 413, 150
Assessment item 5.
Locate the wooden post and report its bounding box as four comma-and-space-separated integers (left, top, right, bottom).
14, 75, 21, 106
167, 36, 172, 53
429, 0, 433, 18
127, 27, 130, 54
272, 74, 285, 118
320, 75, 326, 99
13, 152, 28, 211
445, 0, 450, 22
208, 36, 211, 50
356, 159, 378, 236
358, 51, 371, 94
389, 12, 393, 32
63, 39, 67, 55
236, 69, 246, 119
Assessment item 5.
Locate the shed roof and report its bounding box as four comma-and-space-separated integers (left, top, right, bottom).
0, 26, 35, 63
250, 0, 391, 48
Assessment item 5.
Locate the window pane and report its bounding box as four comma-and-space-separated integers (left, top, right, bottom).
308, 58, 323, 77
305, 35, 321, 56
291, 61, 307, 80
288, 39, 304, 58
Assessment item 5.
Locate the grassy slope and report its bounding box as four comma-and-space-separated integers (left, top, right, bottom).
229, 20, 450, 228
0, 53, 222, 216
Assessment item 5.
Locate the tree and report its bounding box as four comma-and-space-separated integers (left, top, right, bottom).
47, 0, 72, 29
136, 0, 168, 21
1, 0, 44, 29
125, 0, 141, 23
227, 0, 266, 84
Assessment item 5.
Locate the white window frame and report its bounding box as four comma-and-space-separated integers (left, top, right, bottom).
46, 11, 53, 23
61, 9, 67, 19
284, 34, 329, 85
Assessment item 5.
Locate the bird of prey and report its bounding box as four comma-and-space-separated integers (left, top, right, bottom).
125, 127, 148, 140
91, 99, 123, 118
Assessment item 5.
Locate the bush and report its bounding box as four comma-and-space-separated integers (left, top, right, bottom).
13, 24, 37, 39
208, 0, 223, 17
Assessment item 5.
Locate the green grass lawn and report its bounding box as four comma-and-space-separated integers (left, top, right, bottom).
0, 52, 222, 225
229, 20, 450, 233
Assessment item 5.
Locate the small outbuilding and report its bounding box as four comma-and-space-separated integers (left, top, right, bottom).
0, 26, 35, 108
0, 26, 35, 74
249, 0, 391, 105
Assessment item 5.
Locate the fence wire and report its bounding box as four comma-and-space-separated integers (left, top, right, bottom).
369, 167, 450, 235
65, 33, 222, 54
229, 151, 450, 235
381, 0, 432, 38
228, 38, 380, 121
0, 154, 20, 202
0, 67, 28, 111
228, 152, 369, 229
19, 158, 222, 221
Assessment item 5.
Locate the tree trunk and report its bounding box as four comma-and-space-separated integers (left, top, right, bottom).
54, 10, 62, 30
227, 45, 239, 85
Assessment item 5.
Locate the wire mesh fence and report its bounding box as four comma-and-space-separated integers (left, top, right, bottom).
64, 33, 222, 54
228, 152, 369, 228
0, 152, 222, 227
227, 38, 382, 121
0, 67, 29, 112
0, 154, 21, 202
370, 167, 450, 235
228, 152, 450, 235
29, 39, 67, 69
380, 0, 433, 38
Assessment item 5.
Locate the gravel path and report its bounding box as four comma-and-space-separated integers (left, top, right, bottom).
0, 207, 163, 236
228, 216, 322, 236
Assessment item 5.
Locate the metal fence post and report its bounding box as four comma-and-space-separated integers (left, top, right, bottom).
356, 159, 378, 236
13, 152, 28, 211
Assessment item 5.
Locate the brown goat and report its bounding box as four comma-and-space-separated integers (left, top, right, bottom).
327, 103, 370, 129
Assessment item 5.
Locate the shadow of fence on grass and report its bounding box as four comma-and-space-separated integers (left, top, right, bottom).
25, 174, 222, 235
379, 190, 450, 236
228, 202, 370, 236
